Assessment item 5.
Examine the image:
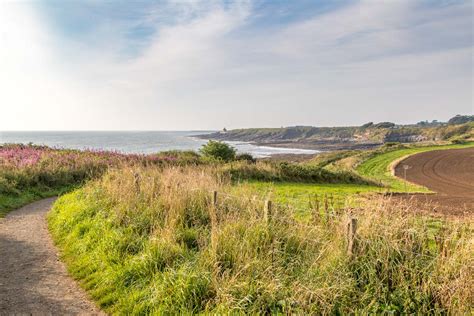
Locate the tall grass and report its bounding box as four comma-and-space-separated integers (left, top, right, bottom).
1, 144, 374, 217
49, 165, 473, 314
0, 144, 191, 215
222, 160, 374, 185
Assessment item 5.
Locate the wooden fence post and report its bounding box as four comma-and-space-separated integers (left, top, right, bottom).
324, 194, 329, 222
264, 199, 275, 269
264, 200, 272, 224
346, 217, 357, 257
134, 172, 140, 193
210, 191, 218, 249
213, 191, 218, 207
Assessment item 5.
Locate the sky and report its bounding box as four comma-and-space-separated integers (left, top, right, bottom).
0, 0, 472, 131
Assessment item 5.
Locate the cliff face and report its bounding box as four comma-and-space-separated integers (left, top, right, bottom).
197, 122, 473, 150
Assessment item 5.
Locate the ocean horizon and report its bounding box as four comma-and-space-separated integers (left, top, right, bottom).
0, 131, 319, 158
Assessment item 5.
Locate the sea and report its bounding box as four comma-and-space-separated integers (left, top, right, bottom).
0, 131, 319, 158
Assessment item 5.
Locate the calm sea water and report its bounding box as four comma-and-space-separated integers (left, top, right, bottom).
0, 131, 319, 158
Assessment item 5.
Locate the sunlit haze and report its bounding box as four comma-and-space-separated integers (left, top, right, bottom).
1, 0, 472, 130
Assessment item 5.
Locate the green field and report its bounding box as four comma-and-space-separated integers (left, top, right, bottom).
356, 142, 474, 192
233, 142, 474, 210
234, 182, 381, 211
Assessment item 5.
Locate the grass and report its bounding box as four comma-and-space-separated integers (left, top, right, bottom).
232, 142, 474, 211
234, 181, 381, 210
0, 144, 196, 217
356, 142, 474, 192
223, 160, 373, 185
48, 165, 474, 314
0, 185, 77, 217
4, 142, 474, 313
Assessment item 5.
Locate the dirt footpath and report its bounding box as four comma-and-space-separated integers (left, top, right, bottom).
0, 198, 103, 315
394, 147, 474, 216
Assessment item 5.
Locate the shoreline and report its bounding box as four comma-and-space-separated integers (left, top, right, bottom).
195, 134, 382, 152
188, 136, 322, 158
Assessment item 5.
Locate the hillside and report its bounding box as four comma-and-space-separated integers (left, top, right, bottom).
198, 116, 474, 150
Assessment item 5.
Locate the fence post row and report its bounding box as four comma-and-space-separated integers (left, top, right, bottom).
208, 191, 361, 259
346, 217, 357, 257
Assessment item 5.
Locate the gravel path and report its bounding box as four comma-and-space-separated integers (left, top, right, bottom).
0, 197, 103, 315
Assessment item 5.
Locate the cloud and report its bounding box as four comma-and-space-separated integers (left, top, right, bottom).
0, 0, 472, 130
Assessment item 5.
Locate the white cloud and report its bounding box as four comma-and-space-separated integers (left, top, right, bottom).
0, 0, 472, 130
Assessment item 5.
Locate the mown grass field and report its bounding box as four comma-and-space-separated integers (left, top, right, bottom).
234, 181, 381, 210
356, 142, 474, 192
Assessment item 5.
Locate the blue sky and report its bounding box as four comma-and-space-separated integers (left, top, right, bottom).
0, 0, 472, 130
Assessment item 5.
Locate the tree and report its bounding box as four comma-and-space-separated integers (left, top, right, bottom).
374, 122, 395, 129
448, 115, 474, 125
200, 140, 236, 162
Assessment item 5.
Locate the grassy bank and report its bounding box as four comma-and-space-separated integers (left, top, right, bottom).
356, 142, 474, 192
0, 144, 184, 216
49, 166, 473, 314
0, 185, 77, 217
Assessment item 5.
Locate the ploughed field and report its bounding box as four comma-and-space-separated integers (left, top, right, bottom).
394, 147, 474, 216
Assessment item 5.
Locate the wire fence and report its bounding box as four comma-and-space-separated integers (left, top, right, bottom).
134, 183, 473, 263
189, 188, 473, 260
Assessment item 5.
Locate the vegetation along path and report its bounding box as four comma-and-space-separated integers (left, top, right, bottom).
0, 197, 102, 314
394, 147, 474, 216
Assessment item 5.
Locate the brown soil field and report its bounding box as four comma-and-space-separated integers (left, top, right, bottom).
394, 147, 474, 216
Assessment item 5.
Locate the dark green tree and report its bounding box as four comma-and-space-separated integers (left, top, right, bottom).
448, 115, 474, 125
200, 140, 236, 162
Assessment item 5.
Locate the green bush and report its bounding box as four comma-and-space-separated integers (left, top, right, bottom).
224, 161, 373, 185
235, 153, 256, 163
382, 142, 401, 148
200, 141, 236, 162
448, 114, 474, 125
451, 138, 468, 144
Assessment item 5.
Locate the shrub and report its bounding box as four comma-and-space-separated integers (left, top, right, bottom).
382, 142, 401, 148
448, 114, 474, 125
223, 161, 373, 185
374, 122, 396, 129
235, 153, 256, 163
451, 138, 468, 144
200, 141, 236, 162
